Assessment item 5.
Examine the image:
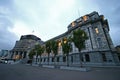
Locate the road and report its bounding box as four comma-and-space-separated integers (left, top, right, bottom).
0, 64, 120, 80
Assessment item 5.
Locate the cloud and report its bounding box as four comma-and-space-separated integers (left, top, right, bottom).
0, 0, 120, 50
94, 0, 120, 46
0, 17, 18, 50
13, 0, 77, 41
0, 0, 18, 50
9, 21, 33, 37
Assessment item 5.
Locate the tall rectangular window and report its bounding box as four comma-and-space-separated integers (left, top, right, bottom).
85, 54, 90, 62
63, 56, 66, 62
102, 53, 107, 62
97, 38, 102, 48
95, 27, 99, 34
57, 57, 59, 62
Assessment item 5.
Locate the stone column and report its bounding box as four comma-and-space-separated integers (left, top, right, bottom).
22, 52, 24, 59
13, 51, 16, 59
9, 51, 13, 59
83, 54, 86, 62
18, 51, 20, 60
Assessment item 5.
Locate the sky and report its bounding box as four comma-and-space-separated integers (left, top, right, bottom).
0, 0, 120, 50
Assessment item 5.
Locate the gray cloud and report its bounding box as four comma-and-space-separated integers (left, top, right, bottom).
94, 0, 120, 46
0, 0, 19, 50
0, 16, 18, 50
0, 0, 120, 50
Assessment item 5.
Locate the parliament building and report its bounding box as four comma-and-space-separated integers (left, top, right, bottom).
10, 11, 120, 66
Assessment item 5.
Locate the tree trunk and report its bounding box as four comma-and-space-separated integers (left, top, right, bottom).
48, 53, 49, 65
36, 56, 38, 64
39, 56, 41, 66
79, 50, 83, 67
67, 54, 69, 67
54, 55, 56, 66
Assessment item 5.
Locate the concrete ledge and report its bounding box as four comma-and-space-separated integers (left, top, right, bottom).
60, 66, 91, 72
42, 65, 55, 68
32, 64, 39, 67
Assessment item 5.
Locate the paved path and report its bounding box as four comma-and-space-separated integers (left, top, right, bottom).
0, 64, 120, 80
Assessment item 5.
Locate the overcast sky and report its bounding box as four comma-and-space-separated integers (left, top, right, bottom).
0, 0, 120, 50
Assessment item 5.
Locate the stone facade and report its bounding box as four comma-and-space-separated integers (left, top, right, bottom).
10, 35, 43, 61
115, 45, 120, 61
11, 11, 120, 66
37, 11, 119, 66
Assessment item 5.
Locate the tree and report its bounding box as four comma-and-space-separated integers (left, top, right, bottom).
45, 41, 52, 65
72, 29, 88, 67
34, 44, 45, 65
51, 40, 58, 64
62, 37, 72, 66
28, 49, 36, 64
28, 49, 35, 59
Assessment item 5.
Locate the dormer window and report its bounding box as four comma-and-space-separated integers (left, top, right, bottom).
71, 21, 75, 27
83, 15, 88, 21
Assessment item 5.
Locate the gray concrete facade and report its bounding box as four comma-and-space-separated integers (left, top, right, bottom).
10, 11, 120, 67
36, 11, 120, 66
10, 35, 43, 62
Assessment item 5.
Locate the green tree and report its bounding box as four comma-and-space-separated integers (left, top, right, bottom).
28, 49, 35, 59
51, 40, 58, 64
28, 49, 36, 64
34, 44, 45, 65
62, 37, 72, 66
72, 29, 88, 67
45, 41, 52, 65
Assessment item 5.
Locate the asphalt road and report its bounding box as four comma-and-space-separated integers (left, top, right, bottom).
0, 64, 120, 80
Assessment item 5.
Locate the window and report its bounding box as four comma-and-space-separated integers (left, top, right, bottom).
83, 15, 88, 21
71, 22, 75, 27
41, 58, 42, 62
63, 56, 66, 62
57, 57, 59, 62
58, 40, 61, 47
102, 53, 107, 62
44, 58, 45, 62
63, 38, 67, 44
85, 54, 90, 62
52, 58, 54, 62
95, 27, 99, 34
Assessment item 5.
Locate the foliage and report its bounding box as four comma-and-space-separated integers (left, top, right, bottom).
62, 37, 72, 66
72, 29, 88, 67
45, 41, 52, 54
72, 29, 88, 52
45, 41, 52, 64
62, 38, 72, 55
28, 44, 45, 64
28, 49, 35, 59
51, 40, 58, 57
35, 44, 45, 56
